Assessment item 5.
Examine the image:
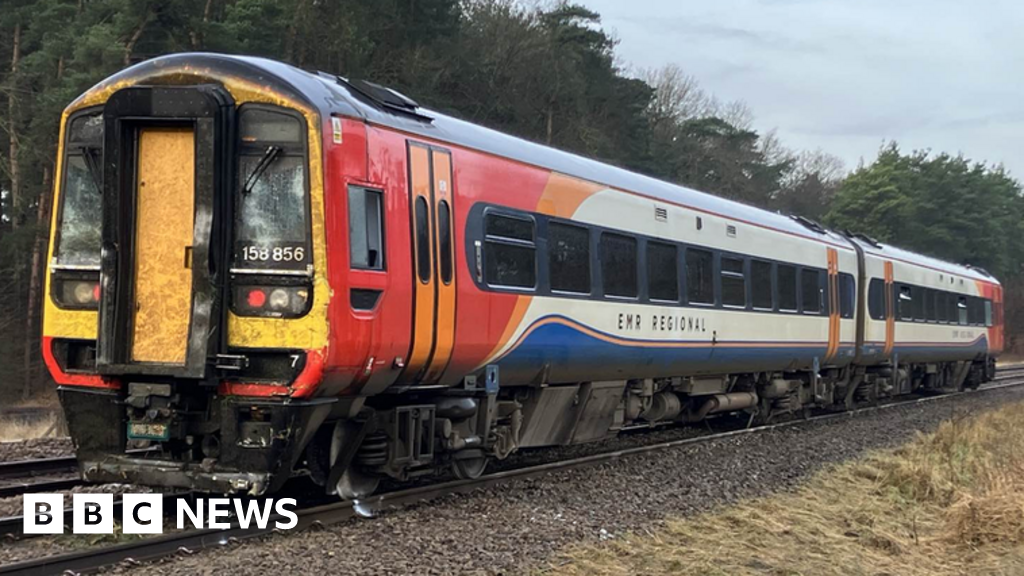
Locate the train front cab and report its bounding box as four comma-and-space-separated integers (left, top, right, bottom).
42, 66, 333, 495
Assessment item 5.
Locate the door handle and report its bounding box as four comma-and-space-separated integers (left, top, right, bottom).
184, 246, 193, 269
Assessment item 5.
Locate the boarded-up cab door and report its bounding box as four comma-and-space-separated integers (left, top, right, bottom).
96, 86, 234, 379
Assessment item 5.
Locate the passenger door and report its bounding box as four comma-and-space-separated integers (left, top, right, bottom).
824, 248, 840, 363
402, 142, 457, 384
883, 261, 895, 357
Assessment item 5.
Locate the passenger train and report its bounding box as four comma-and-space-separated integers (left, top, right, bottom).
42, 54, 1003, 498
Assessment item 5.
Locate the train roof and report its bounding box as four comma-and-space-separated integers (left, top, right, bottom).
852, 238, 997, 283
75, 53, 999, 284
91, 53, 851, 247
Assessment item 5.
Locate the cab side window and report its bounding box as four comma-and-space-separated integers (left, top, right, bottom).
348, 186, 385, 270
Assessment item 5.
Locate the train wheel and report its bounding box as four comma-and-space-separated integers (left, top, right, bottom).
331, 420, 381, 499
336, 466, 380, 500
451, 455, 488, 480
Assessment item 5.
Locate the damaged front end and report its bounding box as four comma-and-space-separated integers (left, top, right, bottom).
59, 383, 333, 495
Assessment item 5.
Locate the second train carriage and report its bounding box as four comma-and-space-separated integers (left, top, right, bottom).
41, 54, 1003, 497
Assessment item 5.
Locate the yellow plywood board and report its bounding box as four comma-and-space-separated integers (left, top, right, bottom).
131, 127, 195, 364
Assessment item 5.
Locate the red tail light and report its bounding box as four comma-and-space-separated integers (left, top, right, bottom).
247, 288, 267, 308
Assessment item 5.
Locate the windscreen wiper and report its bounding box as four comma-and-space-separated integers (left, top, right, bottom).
242, 146, 282, 194
82, 146, 103, 194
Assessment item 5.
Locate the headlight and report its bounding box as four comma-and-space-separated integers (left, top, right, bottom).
54, 277, 100, 309
269, 288, 290, 310
233, 285, 310, 318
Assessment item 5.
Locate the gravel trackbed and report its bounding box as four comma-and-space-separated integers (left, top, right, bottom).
96, 386, 1024, 576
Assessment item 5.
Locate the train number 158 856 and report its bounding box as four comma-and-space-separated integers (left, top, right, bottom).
240, 245, 306, 263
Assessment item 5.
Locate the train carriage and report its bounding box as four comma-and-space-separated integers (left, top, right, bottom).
41, 54, 1002, 498
853, 239, 1002, 388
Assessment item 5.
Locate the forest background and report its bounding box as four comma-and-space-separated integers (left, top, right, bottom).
1, 0, 1020, 400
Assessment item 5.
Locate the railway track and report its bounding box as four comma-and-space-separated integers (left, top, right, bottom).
994, 366, 1024, 381
0, 457, 80, 500
0, 456, 77, 481
3, 372, 1023, 576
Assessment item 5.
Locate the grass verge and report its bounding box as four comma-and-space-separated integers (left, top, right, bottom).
0, 415, 62, 442
548, 401, 1024, 576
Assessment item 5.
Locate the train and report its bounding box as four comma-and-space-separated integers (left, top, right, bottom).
42, 54, 1003, 498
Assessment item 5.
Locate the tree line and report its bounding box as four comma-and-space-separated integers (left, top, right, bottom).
1, 0, 1021, 400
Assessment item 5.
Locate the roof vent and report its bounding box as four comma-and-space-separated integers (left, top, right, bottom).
726, 224, 737, 238
790, 214, 826, 234
320, 72, 432, 122
348, 78, 419, 110
841, 229, 881, 248
654, 206, 668, 222
966, 265, 993, 278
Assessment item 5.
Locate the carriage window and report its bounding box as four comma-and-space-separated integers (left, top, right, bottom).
549, 222, 590, 294
437, 201, 453, 284
235, 107, 310, 271
840, 274, 855, 319
415, 198, 431, 282
937, 291, 948, 323
484, 213, 535, 289
751, 260, 773, 310
721, 257, 746, 307
778, 264, 798, 312
54, 113, 104, 267
348, 186, 385, 270
487, 214, 533, 241
913, 287, 926, 321
957, 296, 968, 325
601, 233, 637, 298
924, 289, 935, 322
686, 248, 714, 305
899, 286, 913, 321
968, 297, 984, 326
985, 299, 993, 327
801, 268, 821, 314
868, 278, 885, 320
647, 241, 678, 302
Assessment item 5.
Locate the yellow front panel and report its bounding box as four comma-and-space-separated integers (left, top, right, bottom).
131, 127, 195, 363
50, 67, 332, 359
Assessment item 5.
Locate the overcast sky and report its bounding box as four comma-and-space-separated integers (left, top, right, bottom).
583, 0, 1022, 177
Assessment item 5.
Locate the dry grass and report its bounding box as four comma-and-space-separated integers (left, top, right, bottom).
0, 415, 63, 442
548, 402, 1024, 576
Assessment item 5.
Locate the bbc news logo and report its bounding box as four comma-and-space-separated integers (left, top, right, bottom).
23, 494, 299, 534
